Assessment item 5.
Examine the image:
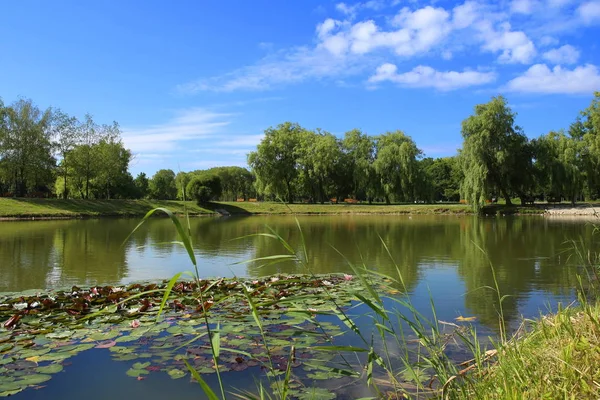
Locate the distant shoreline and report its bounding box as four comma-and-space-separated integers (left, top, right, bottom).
0, 198, 598, 221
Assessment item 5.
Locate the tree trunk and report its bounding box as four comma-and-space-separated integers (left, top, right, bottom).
501, 188, 512, 206
286, 180, 293, 204
385, 195, 391, 205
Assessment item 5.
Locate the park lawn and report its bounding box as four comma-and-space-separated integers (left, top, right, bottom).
0, 198, 476, 218
0, 198, 215, 218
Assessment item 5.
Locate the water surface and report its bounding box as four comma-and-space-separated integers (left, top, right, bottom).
1, 215, 596, 328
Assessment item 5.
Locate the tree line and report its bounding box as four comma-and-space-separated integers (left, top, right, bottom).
2, 92, 599, 208
248, 92, 600, 208
0, 98, 135, 199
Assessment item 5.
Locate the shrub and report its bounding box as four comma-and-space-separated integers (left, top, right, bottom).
186, 175, 222, 204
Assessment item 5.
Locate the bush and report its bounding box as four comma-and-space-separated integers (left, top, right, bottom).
186, 175, 222, 204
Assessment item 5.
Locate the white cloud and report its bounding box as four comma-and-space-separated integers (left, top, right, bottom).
452, 1, 480, 29
539, 36, 559, 47
577, 1, 600, 24
510, 0, 538, 14
542, 44, 580, 64
479, 22, 536, 64
368, 63, 496, 90
122, 108, 231, 153
178, 45, 366, 92
504, 63, 600, 94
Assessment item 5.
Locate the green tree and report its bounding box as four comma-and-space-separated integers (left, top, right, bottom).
534, 131, 583, 204
577, 92, 600, 199
95, 130, 132, 199
342, 129, 377, 202
373, 131, 423, 204
0, 99, 55, 196
248, 122, 304, 203
134, 172, 149, 198
51, 110, 80, 199
149, 169, 177, 200
459, 96, 529, 208
69, 114, 101, 199
297, 129, 344, 203
422, 157, 462, 202
186, 174, 222, 204
206, 166, 254, 201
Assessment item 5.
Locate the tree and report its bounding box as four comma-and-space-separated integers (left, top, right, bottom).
533, 131, 583, 204
248, 122, 304, 203
95, 129, 132, 199
205, 167, 255, 201
460, 96, 529, 208
0, 99, 55, 197
297, 130, 344, 203
69, 114, 101, 199
134, 172, 150, 199
576, 92, 600, 199
422, 157, 462, 202
373, 131, 423, 204
186, 174, 222, 204
51, 109, 80, 199
342, 129, 377, 202
149, 169, 177, 200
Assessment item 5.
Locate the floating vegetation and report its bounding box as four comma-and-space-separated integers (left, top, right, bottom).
0, 274, 371, 398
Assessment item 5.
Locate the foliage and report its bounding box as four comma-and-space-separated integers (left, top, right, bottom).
149, 169, 177, 200
373, 130, 423, 203
460, 96, 530, 208
248, 122, 304, 203
186, 174, 222, 204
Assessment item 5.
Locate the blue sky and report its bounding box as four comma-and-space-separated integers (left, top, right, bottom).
1, 0, 600, 176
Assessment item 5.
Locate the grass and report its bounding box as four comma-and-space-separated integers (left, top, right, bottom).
465, 301, 600, 399
0, 197, 569, 219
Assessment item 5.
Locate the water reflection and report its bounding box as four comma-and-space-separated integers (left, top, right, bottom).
0, 215, 596, 329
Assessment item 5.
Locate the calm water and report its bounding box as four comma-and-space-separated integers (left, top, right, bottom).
2, 215, 598, 399
1, 215, 597, 328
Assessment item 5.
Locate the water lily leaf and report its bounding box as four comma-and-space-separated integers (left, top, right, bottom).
0, 388, 22, 397
297, 387, 336, 400
126, 368, 149, 378
37, 363, 63, 374
0, 344, 13, 353
167, 369, 186, 379
15, 373, 52, 386
132, 362, 151, 369
46, 331, 74, 340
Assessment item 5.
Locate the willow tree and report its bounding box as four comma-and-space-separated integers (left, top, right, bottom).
577, 91, 600, 199
533, 131, 583, 204
373, 130, 422, 204
342, 129, 378, 202
460, 96, 529, 208
247, 122, 304, 203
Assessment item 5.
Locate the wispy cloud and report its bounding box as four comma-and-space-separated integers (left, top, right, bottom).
504, 63, 600, 94
368, 63, 496, 90
122, 108, 232, 153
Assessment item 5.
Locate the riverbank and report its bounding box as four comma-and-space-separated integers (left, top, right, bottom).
0, 198, 474, 219
464, 299, 600, 398
1, 198, 599, 220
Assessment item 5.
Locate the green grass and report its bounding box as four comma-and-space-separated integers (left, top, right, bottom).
0, 198, 475, 218
465, 301, 600, 399
0, 198, 215, 218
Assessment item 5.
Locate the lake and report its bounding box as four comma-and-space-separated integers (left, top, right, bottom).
1, 215, 597, 398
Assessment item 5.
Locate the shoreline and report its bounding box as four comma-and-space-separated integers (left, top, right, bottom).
0, 198, 599, 221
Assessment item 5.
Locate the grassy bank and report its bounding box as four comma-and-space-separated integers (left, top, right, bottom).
0, 198, 477, 218
464, 300, 600, 399
0, 198, 562, 219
